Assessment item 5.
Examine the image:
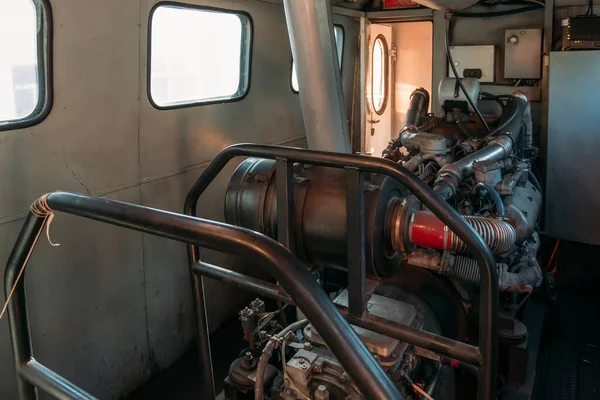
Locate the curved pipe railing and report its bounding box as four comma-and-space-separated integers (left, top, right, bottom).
184, 144, 498, 400
5, 192, 402, 400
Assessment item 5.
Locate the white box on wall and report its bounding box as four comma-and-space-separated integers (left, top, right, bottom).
504, 29, 542, 79
448, 45, 495, 83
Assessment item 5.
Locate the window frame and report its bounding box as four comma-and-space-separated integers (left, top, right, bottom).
147, 1, 253, 110
0, 0, 53, 132
290, 24, 345, 94
371, 34, 389, 116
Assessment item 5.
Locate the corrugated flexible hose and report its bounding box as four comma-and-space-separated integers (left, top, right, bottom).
408, 211, 516, 255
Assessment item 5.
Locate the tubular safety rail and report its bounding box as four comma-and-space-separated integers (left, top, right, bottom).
185, 144, 498, 400
5, 192, 402, 400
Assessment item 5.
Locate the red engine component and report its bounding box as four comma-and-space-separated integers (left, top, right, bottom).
384, 0, 420, 9
407, 211, 517, 255
409, 210, 449, 249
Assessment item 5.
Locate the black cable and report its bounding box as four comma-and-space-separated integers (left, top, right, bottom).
445, 17, 491, 134
578, 0, 595, 17
454, 4, 542, 18
529, 170, 543, 193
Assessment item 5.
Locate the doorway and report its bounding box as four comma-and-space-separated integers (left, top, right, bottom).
365, 21, 433, 157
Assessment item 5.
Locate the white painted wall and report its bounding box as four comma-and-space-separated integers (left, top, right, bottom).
0, 1, 360, 398
392, 21, 433, 137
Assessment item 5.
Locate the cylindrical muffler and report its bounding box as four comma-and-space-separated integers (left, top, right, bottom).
225, 158, 408, 277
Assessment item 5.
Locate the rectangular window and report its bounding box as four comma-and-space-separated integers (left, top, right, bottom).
148, 4, 252, 109
291, 25, 344, 93
0, 0, 52, 131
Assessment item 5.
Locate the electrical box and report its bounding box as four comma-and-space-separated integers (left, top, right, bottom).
546, 51, 600, 245
448, 45, 495, 83
504, 29, 542, 79
561, 17, 600, 50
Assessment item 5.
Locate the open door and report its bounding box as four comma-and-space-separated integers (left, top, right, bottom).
366, 24, 393, 157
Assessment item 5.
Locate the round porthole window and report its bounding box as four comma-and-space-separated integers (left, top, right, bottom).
372, 35, 389, 115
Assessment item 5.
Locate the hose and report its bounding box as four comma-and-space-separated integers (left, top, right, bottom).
404, 88, 430, 128
451, 254, 500, 284
481, 91, 505, 112
449, 254, 542, 293
487, 96, 522, 137
255, 340, 277, 400
255, 319, 309, 400
407, 211, 516, 255
406, 250, 541, 293
452, 216, 515, 254
445, 18, 491, 134
473, 182, 505, 218
399, 89, 433, 147
277, 319, 309, 339
529, 171, 542, 193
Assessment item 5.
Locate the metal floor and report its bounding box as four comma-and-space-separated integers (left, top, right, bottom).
531, 240, 600, 400
127, 241, 600, 400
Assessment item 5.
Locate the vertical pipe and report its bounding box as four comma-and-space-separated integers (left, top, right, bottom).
431, 10, 446, 115
187, 232, 214, 396
276, 158, 295, 323
283, 0, 351, 153
359, 17, 368, 154
5, 213, 46, 400
276, 158, 295, 251
188, 272, 214, 399
540, 0, 554, 191
345, 168, 366, 317
184, 155, 234, 400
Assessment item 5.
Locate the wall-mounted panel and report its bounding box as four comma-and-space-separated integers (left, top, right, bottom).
546, 51, 600, 245
452, 9, 544, 83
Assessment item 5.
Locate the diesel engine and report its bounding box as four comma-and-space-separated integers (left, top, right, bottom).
221, 78, 543, 399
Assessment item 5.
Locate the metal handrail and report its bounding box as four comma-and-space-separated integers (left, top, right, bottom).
5, 192, 402, 400
184, 143, 498, 400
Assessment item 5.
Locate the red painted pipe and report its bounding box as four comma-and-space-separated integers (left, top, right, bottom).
409, 211, 450, 250
408, 211, 516, 254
